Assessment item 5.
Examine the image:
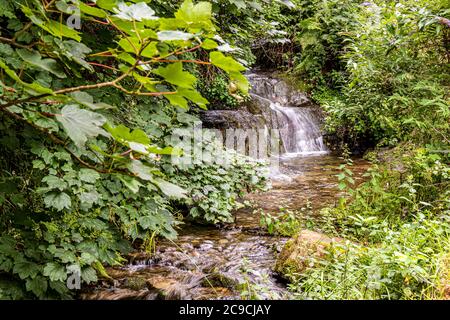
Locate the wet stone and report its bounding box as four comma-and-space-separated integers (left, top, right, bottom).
123, 277, 148, 291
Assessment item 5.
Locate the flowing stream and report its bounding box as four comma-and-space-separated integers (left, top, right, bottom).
247, 72, 327, 155
82, 73, 369, 300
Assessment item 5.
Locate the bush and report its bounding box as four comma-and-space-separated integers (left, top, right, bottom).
0, 0, 265, 299
315, 0, 450, 149
284, 146, 450, 299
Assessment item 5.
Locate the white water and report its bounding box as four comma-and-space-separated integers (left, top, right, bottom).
248, 73, 328, 156
270, 102, 327, 155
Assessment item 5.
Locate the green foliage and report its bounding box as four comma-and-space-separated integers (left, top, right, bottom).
276, 0, 450, 298
284, 146, 450, 299
239, 258, 284, 300
290, 0, 360, 86
165, 131, 269, 223
0, 0, 267, 299
313, 0, 450, 149
259, 207, 306, 236
198, 74, 239, 109
320, 146, 450, 242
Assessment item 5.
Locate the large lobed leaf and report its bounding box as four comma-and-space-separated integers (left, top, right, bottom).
56, 105, 109, 148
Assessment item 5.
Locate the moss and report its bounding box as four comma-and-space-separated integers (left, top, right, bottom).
274, 238, 294, 273
123, 277, 148, 291
201, 272, 239, 289
275, 230, 340, 279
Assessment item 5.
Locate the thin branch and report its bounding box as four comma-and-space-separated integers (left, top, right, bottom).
112, 83, 176, 96
88, 62, 119, 71
107, 17, 139, 55
174, 44, 203, 56
0, 94, 51, 110
0, 37, 39, 49
12, 22, 33, 41
90, 18, 110, 25
143, 58, 211, 65
89, 51, 114, 57
0, 107, 130, 175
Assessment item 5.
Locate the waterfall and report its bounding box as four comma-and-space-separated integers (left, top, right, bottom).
200, 72, 328, 159
247, 73, 328, 155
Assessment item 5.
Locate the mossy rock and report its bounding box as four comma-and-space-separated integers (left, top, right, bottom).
123, 277, 148, 291
201, 272, 239, 290
275, 230, 341, 279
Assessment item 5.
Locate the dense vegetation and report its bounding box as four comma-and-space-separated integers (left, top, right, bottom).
255, 0, 450, 299
0, 0, 448, 300
0, 0, 271, 299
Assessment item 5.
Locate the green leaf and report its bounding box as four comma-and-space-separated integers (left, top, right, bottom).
174, 0, 213, 31
138, 215, 158, 230
59, 40, 93, 71
165, 93, 188, 109
32, 160, 46, 170
104, 124, 150, 145
178, 88, 209, 109
153, 62, 196, 89
229, 71, 249, 94
44, 192, 72, 211
79, 168, 100, 183
45, 20, 81, 41
17, 49, 66, 78
157, 31, 194, 41
137, 210, 177, 239
118, 175, 143, 193
210, 51, 246, 73
113, 2, 158, 21
229, 0, 246, 9
117, 52, 137, 65
13, 260, 39, 279
80, 252, 96, 265
26, 276, 47, 297
201, 39, 218, 50
153, 179, 187, 199
81, 266, 97, 283
129, 160, 152, 181
117, 37, 140, 54
79, 191, 100, 207
79, 2, 107, 18
69, 92, 114, 110
42, 175, 67, 191
48, 245, 77, 263
96, 0, 118, 10
141, 42, 159, 58
147, 146, 179, 155
56, 105, 109, 148
43, 262, 67, 282
20, 6, 81, 41
35, 117, 59, 132
0, 59, 53, 94
336, 173, 346, 181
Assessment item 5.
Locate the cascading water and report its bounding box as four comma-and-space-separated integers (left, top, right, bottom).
247, 73, 328, 155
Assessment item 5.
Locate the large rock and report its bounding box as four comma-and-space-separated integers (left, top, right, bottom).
200, 72, 318, 132
200, 110, 267, 129
247, 72, 313, 108
274, 230, 341, 278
